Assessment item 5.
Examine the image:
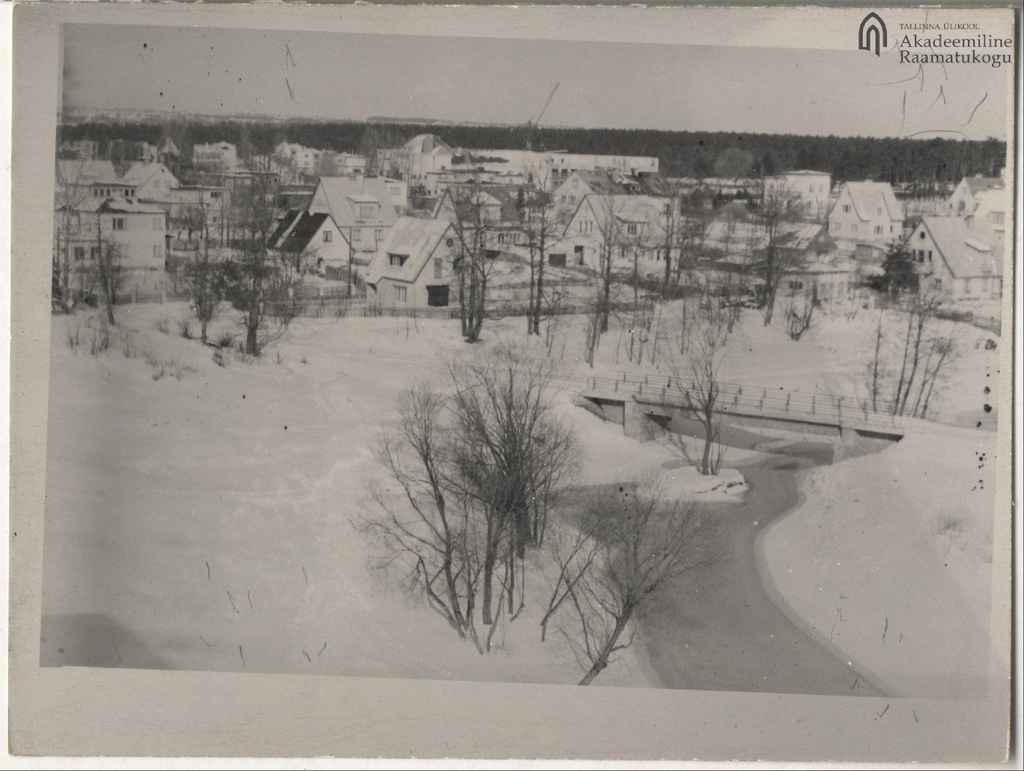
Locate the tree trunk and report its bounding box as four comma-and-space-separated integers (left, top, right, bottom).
578, 611, 632, 686
200, 319, 208, 346
245, 324, 258, 355
532, 252, 545, 336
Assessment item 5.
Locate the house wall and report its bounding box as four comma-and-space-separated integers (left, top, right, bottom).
946, 180, 978, 216
765, 173, 831, 220
308, 220, 351, 267
134, 165, 180, 201
828, 187, 902, 252
909, 225, 1001, 301
71, 211, 168, 270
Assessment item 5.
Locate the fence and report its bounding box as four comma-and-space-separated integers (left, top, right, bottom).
935, 308, 1001, 337
75, 289, 192, 307
583, 371, 904, 433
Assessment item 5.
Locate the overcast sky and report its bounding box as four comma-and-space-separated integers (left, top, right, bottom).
62, 24, 1008, 141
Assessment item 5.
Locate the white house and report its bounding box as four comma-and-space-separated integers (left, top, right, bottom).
60, 198, 169, 271
827, 181, 904, 258
364, 217, 465, 309
275, 142, 322, 174
763, 170, 832, 220
307, 176, 399, 264
946, 174, 1003, 216
380, 134, 455, 189
122, 162, 180, 201
192, 141, 238, 170
907, 216, 1004, 302
269, 210, 351, 271
561, 194, 673, 274
971, 186, 1009, 246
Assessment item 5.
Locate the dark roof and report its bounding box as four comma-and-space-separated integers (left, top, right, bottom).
280, 212, 330, 252
635, 172, 674, 197
269, 209, 303, 247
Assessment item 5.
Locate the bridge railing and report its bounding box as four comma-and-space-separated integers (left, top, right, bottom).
584, 372, 904, 432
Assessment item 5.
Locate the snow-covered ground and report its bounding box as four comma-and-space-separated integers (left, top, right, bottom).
41, 295, 1002, 695
41, 304, 714, 687
762, 420, 997, 699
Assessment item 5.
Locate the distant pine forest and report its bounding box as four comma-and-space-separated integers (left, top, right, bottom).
59, 118, 1006, 189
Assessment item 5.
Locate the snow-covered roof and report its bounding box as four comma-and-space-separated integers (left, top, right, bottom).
918, 216, 1003, 279
403, 134, 454, 155
833, 181, 903, 222
961, 174, 1002, 197
56, 159, 120, 185
364, 217, 458, 286
311, 176, 398, 227
122, 161, 178, 188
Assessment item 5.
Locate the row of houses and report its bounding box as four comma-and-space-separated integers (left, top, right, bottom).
54, 132, 1009, 309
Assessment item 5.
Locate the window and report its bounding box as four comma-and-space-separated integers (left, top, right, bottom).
323, 231, 332, 243
395, 285, 408, 303
877, 207, 882, 215
627, 223, 638, 235
352, 229, 362, 243
73, 246, 85, 261
890, 225, 894, 233
992, 212, 1005, 225
434, 257, 443, 279
578, 220, 592, 234
874, 225, 883, 235
842, 204, 850, 213
388, 253, 408, 267
927, 250, 932, 263
153, 244, 163, 260
90, 246, 100, 260
788, 279, 804, 290
374, 229, 383, 242
832, 222, 840, 232
850, 224, 857, 233
112, 217, 125, 230
964, 278, 971, 293
919, 232, 926, 239
359, 205, 375, 218
153, 217, 163, 231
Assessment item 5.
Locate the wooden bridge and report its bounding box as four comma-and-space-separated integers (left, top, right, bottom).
580, 371, 905, 439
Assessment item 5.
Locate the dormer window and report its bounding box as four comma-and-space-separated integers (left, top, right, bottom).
388, 253, 408, 267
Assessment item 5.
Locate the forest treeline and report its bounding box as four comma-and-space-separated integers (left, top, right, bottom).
59, 118, 1006, 186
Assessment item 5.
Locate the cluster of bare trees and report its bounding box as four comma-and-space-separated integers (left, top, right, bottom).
218, 174, 316, 354
360, 343, 578, 651
866, 289, 958, 419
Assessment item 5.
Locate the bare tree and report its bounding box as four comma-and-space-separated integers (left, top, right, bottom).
182, 212, 225, 346
360, 384, 489, 652
752, 188, 801, 325
591, 195, 628, 335
865, 289, 959, 419
556, 478, 715, 685
867, 307, 885, 412
520, 186, 567, 337
53, 157, 91, 312
92, 237, 125, 326
220, 173, 285, 355
447, 182, 502, 343
667, 288, 732, 476
785, 286, 815, 341
172, 204, 207, 243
